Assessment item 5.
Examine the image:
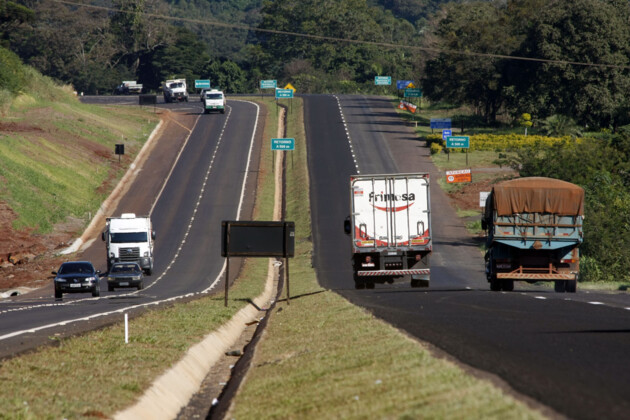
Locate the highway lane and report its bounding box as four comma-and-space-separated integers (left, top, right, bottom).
0, 99, 262, 356
306, 94, 630, 419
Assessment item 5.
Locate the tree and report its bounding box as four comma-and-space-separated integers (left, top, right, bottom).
421, 2, 520, 123
506, 0, 630, 128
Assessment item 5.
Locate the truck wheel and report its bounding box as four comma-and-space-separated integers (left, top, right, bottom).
554, 280, 567, 293
137, 281, 144, 290
92, 286, 100, 297
55, 288, 62, 299
366, 282, 375, 289
501, 279, 514, 291
108, 284, 114, 292
490, 276, 501, 291
353, 274, 365, 289
566, 279, 577, 293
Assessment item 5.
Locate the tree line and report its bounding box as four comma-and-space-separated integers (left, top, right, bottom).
4, 0, 628, 131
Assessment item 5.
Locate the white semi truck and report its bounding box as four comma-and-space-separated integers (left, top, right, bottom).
102, 213, 155, 275
163, 78, 188, 103
344, 173, 432, 289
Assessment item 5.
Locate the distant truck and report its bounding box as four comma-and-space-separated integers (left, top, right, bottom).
114, 81, 143, 95
102, 213, 155, 275
482, 177, 584, 293
163, 78, 188, 103
203, 89, 226, 114
344, 173, 432, 289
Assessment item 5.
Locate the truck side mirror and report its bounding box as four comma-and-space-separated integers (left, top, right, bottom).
343, 217, 352, 235
481, 219, 487, 231
152, 231, 156, 240
101, 232, 105, 241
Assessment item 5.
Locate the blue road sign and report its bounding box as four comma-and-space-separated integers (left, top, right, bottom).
442, 129, 452, 140
446, 136, 470, 148
375, 76, 392, 86
271, 138, 295, 151
195, 79, 210, 89
275, 88, 293, 99
430, 118, 452, 129
396, 80, 414, 90
260, 80, 277, 89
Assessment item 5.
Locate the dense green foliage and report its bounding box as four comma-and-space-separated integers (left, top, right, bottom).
497, 131, 630, 282
423, 0, 630, 128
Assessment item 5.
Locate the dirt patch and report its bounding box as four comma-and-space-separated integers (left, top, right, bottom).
447, 171, 516, 212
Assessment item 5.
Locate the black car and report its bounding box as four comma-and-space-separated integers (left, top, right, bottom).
52, 261, 101, 299
107, 262, 144, 291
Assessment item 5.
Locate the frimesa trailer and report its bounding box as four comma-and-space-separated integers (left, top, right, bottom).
482, 177, 584, 293
344, 173, 432, 289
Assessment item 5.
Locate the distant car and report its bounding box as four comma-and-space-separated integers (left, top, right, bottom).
107, 262, 144, 291
52, 261, 101, 299
200, 89, 209, 102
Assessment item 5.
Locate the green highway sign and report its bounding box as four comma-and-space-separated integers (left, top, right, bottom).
404, 88, 422, 98
374, 76, 392, 86
446, 136, 470, 148
275, 88, 293, 99
195, 79, 210, 89
260, 79, 277, 89
271, 138, 295, 150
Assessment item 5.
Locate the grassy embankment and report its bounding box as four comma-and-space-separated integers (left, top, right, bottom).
0, 93, 544, 418
0, 63, 159, 234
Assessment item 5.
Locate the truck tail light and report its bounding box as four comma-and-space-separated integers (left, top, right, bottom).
561, 258, 577, 263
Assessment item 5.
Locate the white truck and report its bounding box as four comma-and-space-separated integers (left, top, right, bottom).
203, 89, 226, 114
114, 81, 143, 95
102, 213, 155, 275
344, 173, 432, 289
163, 78, 188, 103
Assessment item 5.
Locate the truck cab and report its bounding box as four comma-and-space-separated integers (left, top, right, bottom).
204, 89, 226, 114
102, 213, 155, 275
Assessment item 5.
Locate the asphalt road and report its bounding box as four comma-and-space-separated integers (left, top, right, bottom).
306, 94, 630, 420
0, 98, 263, 357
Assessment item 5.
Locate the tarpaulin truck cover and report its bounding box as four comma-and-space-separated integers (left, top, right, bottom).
489, 177, 584, 217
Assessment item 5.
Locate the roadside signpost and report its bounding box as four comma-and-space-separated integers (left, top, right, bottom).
446, 135, 471, 165
446, 136, 470, 148
271, 138, 295, 150
374, 76, 392, 86
396, 80, 414, 90
260, 79, 277, 89
275, 88, 293, 99
404, 88, 422, 98
194, 79, 210, 89
446, 169, 472, 184
430, 118, 452, 130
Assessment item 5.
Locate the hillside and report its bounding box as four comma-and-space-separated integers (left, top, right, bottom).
0, 48, 160, 292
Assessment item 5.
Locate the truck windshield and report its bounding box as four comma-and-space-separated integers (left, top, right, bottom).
110, 232, 148, 243
207, 94, 223, 99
